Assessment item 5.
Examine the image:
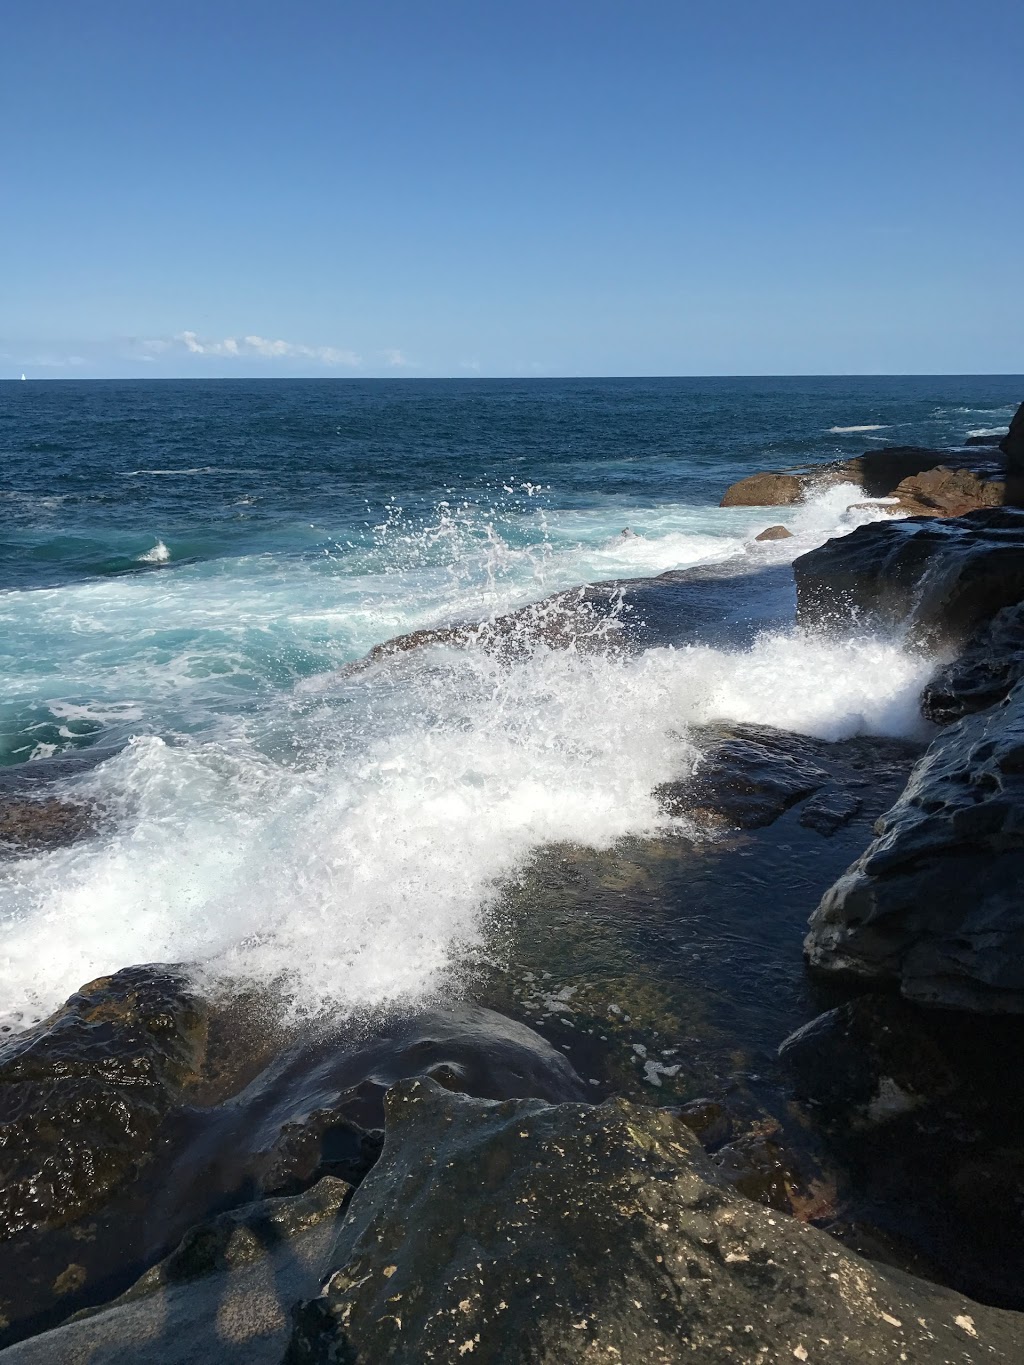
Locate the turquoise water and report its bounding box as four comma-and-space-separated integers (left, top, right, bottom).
0, 375, 1019, 1024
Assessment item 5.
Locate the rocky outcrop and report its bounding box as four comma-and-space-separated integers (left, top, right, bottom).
0, 1178, 350, 1365
779, 996, 1024, 1306
285, 1078, 1024, 1363
889, 466, 1004, 518
804, 679, 1024, 1012
793, 506, 1024, 643
656, 724, 916, 836
0, 966, 208, 1239
1001, 401, 1024, 505
922, 602, 1024, 724
719, 472, 804, 507
754, 524, 793, 541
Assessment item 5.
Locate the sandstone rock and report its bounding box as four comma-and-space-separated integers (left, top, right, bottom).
793, 506, 1024, 643
285, 1078, 1024, 1363
754, 524, 793, 541
922, 602, 1024, 724
804, 680, 1024, 1012
890, 466, 1004, 518
837, 446, 951, 497
719, 472, 803, 507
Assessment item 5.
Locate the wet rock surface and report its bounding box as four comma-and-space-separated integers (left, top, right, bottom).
655, 723, 917, 835
754, 523, 793, 541
780, 994, 1024, 1307
805, 680, 1024, 1012
922, 602, 1024, 724
0, 1179, 350, 1365
285, 1078, 1024, 1364
0, 796, 96, 853
793, 506, 1024, 643
0, 994, 587, 1348
1001, 400, 1024, 504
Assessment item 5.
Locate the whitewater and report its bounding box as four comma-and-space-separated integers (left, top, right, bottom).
1, 376, 1019, 1027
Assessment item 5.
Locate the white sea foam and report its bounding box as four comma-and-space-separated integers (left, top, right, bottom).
137, 539, 171, 563
965, 428, 1008, 439
827, 424, 888, 434
0, 480, 928, 1027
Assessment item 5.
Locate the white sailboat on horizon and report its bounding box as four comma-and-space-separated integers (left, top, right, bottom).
20, 373, 26, 381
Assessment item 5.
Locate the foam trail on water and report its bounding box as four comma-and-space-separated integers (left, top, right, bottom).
137, 539, 171, 563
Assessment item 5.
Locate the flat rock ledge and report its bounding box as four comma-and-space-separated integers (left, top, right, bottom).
285, 1078, 1022, 1363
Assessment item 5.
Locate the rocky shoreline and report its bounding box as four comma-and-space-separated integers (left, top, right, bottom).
2, 403, 1024, 1361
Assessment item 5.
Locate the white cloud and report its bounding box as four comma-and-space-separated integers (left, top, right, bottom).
164, 331, 362, 367
380, 348, 416, 368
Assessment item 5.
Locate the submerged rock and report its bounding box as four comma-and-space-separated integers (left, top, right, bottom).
0, 796, 96, 853
286, 1078, 1024, 1363
0, 1179, 350, 1365
754, 524, 793, 541
805, 680, 1024, 1012
793, 506, 1024, 643
922, 602, 1024, 724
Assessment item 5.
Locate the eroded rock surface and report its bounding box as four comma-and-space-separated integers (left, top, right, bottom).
720, 471, 804, 507
890, 466, 1004, 518
286, 1078, 1024, 1363
805, 680, 1024, 1012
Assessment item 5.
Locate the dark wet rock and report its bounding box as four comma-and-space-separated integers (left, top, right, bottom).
805, 679, 1024, 1012
657, 736, 828, 829
719, 471, 804, 506
922, 602, 1024, 724
0, 796, 96, 853
754, 524, 793, 541
797, 789, 863, 836
0, 995, 585, 1349
0, 965, 208, 1239
1, 1179, 349, 1365
1001, 401, 1024, 505
286, 1078, 1024, 1364
655, 724, 914, 836
965, 433, 1006, 446
779, 995, 1024, 1307
890, 466, 1004, 518
793, 506, 1024, 643
780, 995, 957, 1126
839, 446, 966, 497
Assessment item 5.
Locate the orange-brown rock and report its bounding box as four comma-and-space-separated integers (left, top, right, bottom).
719, 471, 803, 507
891, 466, 1004, 517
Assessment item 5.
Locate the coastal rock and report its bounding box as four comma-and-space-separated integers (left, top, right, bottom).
779, 996, 1024, 1306
655, 725, 912, 836
793, 506, 1024, 642
0, 796, 96, 853
0, 1179, 350, 1365
719, 471, 803, 507
965, 434, 1006, 447
0, 965, 208, 1239
838, 446, 960, 498
285, 1077, 1024, 1363
804, 679, 1024, 1012
657, 734, 828, 829
1001, 401, 1024, 505
754, 524, 793, 541
922, 602, 1024, 724
890, 466, 1004, 518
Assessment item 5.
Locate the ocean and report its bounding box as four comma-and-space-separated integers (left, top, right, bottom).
1, 374, 1020, 1032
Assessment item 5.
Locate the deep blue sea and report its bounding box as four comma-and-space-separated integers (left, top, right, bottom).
0, 375, 1020, 1025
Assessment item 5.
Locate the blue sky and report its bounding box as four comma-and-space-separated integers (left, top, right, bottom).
2, 0, 1021, 378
